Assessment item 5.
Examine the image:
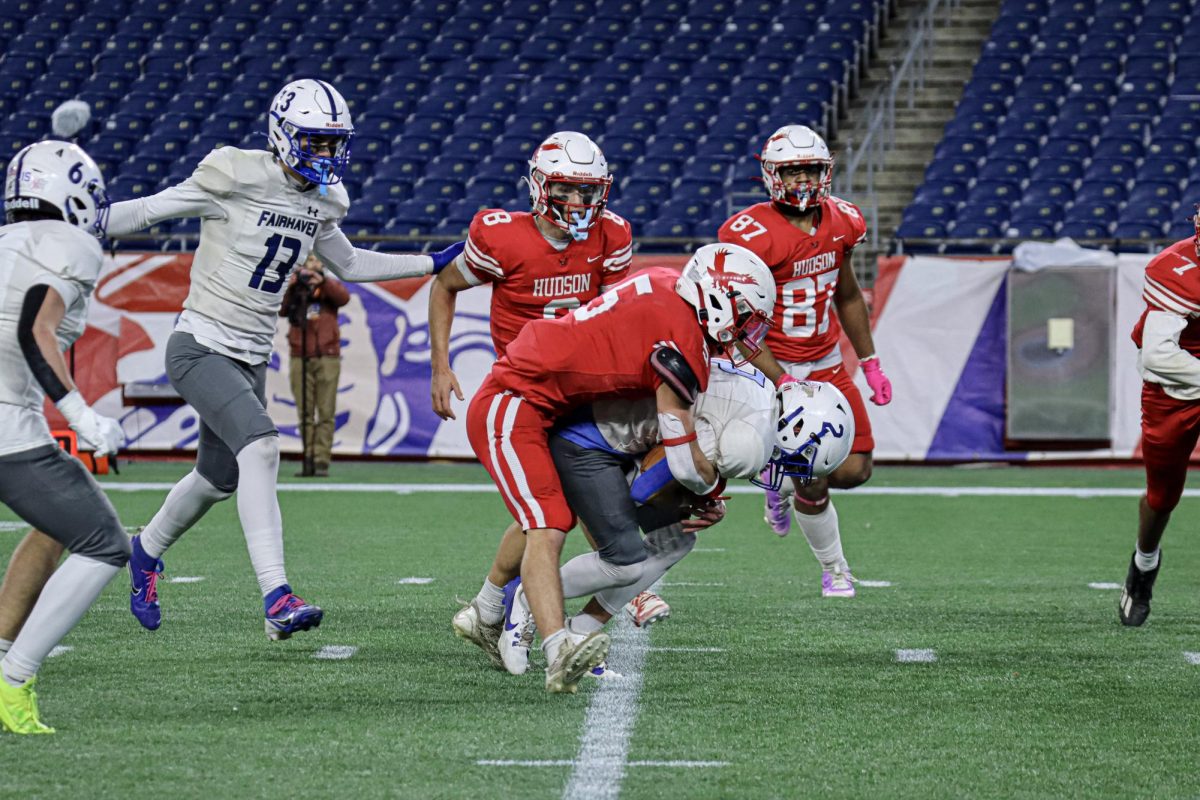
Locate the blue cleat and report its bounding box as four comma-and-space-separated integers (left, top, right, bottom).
128, 534, 163, 631
264, 584, 323, 641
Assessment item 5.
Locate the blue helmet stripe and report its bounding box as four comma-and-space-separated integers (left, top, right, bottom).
315, 79, 339, 122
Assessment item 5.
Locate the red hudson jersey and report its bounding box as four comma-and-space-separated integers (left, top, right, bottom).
461, 208, 632, 356
718, 196, 867, 363
491, 267, 711, 419
1131, 237, 1200, 357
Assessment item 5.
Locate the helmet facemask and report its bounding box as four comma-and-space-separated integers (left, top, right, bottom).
762, 157, 833, 213
1193, 204, 1199, 260
65, 177, 110, 238
532, 172, 611, 241
273, 117, 353, 193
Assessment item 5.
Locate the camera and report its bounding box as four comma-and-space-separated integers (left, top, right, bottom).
284, 270, 317, 326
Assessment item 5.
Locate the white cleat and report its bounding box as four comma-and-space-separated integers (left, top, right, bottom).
545, 631, 610, 694
452, 600, 504, 669
500, 581, 535, 676
586, 660, 624, 680
624, 590, 671, 628
821, 569, 858, 598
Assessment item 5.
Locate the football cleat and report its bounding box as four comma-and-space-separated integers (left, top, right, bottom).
586, 661, 624, 680
0, 676, 55, 734
821, 569, 857, 598
264, 585, 323, 641
545, 631, 610, 694
763, 484, 792, 536
500, 578, 535, 676
1119, 552, 1160, 627
452, 600, 504, 669
128, 534, 164, 631
624, 590, 671, 628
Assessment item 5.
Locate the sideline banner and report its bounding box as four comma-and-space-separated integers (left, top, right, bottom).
65, 252, 690, 457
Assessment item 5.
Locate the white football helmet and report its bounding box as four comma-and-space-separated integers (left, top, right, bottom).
528, 131, 612, 241
267, 79, 354, 187
4, 140, 109, 238
675, 243, 775, 364
757, 380, 855, 488
758, 124, 833, 213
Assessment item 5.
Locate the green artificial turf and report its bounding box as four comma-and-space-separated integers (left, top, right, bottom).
1, 463, 1197, 799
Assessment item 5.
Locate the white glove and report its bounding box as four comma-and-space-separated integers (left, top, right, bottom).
56, 390, 125, 457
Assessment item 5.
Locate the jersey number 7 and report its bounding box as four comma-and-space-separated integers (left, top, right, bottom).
249, 233, 303, 293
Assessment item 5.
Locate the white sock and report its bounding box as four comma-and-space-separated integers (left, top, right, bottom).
141, 469, 231, 558
0, 637, 11, 657
560, 552, 643, 599
594, 526, 696, 615
1, 555, 119, 687
235, 437, 288, 596
1135, 547, 1160, 572
567, 613, 604, 636
474, 579, 505, 626
542, 628, 568, 664
795, 501, 846, 572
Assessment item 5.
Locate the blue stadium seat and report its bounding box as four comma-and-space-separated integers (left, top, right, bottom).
1005, 222, 1058, 239
1024, 55, 1073, 79
996, 116, 1047, 139
1023, 182, 1075, 206
990, 137, 1039, 162
977, 158, 1030, 184
923, 158, 978, 184
966, 180, 1021, 205
1060, 221, 1112, 239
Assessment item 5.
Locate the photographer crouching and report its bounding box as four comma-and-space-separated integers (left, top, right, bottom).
280, 255, 350, 478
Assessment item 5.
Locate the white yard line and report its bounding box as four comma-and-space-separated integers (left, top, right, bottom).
1184, 652, 1200, 665
562, 615, 647, 800
858, 580, 893, 588
479, 760, 728, 768
397, 577, 435, 585
895, 649, 938, 663
660, 582, 726, 587
47, 645, 73, 658
1087, 582, 1122, 590
169, 576, 205, 584
94, 482, 1180, 498
648, 646, 726, 653
313, 645, 358, 660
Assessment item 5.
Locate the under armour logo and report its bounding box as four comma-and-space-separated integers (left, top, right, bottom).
308, 206, 320, 217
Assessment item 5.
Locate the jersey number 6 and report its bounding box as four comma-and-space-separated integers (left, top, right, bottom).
249, 233, 303, 293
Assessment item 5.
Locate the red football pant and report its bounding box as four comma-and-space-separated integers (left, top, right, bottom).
809, 364, 876, 455
466, 377, 575, 533
1141, 382, 1200, 513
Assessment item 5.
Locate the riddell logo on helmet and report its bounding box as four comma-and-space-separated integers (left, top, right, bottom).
5, 197, 41, 210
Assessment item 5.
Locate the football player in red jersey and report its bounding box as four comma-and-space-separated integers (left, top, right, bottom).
461, 245, 774, 693
718, 124, 893, 599
1120, 213, 1200, 625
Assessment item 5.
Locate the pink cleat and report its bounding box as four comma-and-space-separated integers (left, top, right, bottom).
821, 569, 858, 598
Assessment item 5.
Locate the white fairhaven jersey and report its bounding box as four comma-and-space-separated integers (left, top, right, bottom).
0, 220, 104, 455
589, 359, 776, 479
109, 148, 350, 363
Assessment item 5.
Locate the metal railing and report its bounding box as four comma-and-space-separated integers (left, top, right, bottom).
835, 0, 964, 250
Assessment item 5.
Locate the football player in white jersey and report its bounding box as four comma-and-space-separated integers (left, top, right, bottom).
492, 358, 777, 678
107, 79, 464, 640
0, 141, 127, 733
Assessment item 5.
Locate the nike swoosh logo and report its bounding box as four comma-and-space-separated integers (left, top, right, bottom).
587, 254, 604, 263
831, 366, 842, 374
505, 619, 518, 631
832, 236, 845, 241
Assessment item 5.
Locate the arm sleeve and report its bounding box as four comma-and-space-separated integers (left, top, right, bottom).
312, 222, 434, 282
1140, 310, 1200, 390
17, 284, 70, 402
599, 217, 632, 290
106, 180, 226, 236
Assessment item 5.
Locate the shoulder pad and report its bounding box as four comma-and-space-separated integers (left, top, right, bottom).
192, 147, 242, 197
29, 223, 103, 287
324, 180, 350, 220
650, 345, 701, 404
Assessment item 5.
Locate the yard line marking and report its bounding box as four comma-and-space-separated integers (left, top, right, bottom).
313, 645, 358, 660
691, 548, 726, 553
397, 577, 435, 585
1088, 582, 1122, 590
1184, 652, 1200, 665
648, 646, 725, 653
478, 760, 727, 769
169, 576, 205, 584
660, 581, 725, 587
0, 521, 28, 531
895, 649, 937, 663
48, 646, 73, 658
858, 580, 893, 588
98, 482, 1185, 499
563, 614, 646, 800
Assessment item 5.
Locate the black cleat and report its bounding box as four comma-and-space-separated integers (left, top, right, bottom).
1118, 552, 1160, 627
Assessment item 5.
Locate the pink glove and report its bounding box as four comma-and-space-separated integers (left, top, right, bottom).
774, 373, 799, 388
861, 356, 892, 405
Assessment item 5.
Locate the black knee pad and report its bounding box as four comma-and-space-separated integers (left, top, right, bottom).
71, 516, 131, 567
597, 532, 651, 568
